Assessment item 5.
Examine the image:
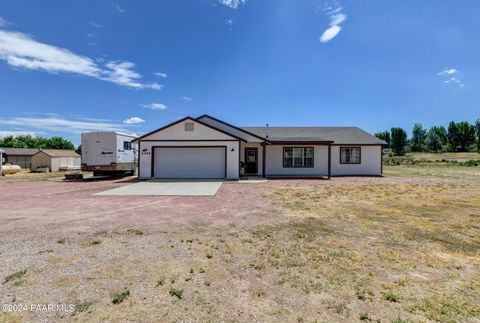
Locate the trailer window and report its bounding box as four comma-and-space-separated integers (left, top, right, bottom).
123, 141, 132, 150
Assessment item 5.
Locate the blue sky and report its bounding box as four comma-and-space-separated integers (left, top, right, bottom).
1, 0, 479, 145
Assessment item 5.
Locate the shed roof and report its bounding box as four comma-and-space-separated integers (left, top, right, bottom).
35, 149, 80, 157
241, 127, 387, 145
0, 147, 40, 156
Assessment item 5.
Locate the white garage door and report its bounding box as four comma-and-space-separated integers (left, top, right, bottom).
154, 147, 226, 179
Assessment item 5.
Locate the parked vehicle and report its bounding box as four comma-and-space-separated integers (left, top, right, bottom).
81, 132, 138, 176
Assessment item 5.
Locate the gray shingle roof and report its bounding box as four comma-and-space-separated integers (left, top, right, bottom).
241, 127, 387, 145
0, 147, 40, 156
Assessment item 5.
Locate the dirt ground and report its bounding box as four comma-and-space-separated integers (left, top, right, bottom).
0, 165, 479, 323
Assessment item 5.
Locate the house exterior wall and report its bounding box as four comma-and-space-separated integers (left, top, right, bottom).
331, 145, 382, 176
240, 142, 263, 176
139, 140, 240, 179
264, 145, 329, 176
31, 152, 52, 171
5, 155, 33, 169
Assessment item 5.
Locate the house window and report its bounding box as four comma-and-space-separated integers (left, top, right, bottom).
184, 122, 194, 132
283, 147, 314, 168
340, 147, 361, 164
123, 141, 132, 150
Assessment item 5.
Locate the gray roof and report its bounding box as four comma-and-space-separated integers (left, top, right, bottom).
0, 147, 40, 156
241, 127, 387, 145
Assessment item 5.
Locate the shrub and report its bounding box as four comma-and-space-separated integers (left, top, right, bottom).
169, 287, 183, 299
383, 292, 400, 302
4, 270, 27, 283
112, 288, 130, 304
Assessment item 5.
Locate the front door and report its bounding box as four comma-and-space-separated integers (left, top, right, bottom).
244, 147, 258, 174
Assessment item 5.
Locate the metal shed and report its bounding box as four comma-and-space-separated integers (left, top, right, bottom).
31, 149, 81, 172
0, 147, 39, 169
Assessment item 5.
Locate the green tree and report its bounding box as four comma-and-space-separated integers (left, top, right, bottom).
475, 119, 480, 153
411, 123, 427, 152
456, 121, 475, 152
426, 128, 443, 153
447, 121, 459, 151
390, 127, 408, 156
374, 130, 391, 145
430, 126, 448, 146
45, 136, 75, 150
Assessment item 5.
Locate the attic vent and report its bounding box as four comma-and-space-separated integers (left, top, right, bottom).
184, 122, 194, 132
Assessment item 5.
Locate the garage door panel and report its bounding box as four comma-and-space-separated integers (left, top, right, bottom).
154, 147, 225, 179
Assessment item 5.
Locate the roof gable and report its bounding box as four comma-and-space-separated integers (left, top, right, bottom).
196, 115, 266, 143
133, 117, 245, 142
33, 149, 80, 157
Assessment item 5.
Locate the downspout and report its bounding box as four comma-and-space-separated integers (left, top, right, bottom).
327, 143, 332, 179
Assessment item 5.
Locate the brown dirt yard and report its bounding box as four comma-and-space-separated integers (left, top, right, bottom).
0, 165, 479, 323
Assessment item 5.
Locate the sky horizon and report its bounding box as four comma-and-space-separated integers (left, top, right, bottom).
1, 0, 479, 145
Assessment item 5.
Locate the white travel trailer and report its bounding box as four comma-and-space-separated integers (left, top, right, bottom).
81, 132, 138, 176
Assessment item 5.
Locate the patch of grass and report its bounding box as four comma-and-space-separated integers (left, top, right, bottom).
87, 239, 102, 246
112, 288, 130, 304
412, 297, 480, 323
383, 292, 400, 303
56, 238, 66, 244
356, 289, 374, 301
74, 300, 93, 313
127, 229, 143, 236
359, 312, 371, 321
3, 269, 26, 284
206, 252, 213, 259
169, 287, 183, 299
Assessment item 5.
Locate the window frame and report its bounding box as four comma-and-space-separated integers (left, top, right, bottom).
282, 147, 314, 168
340, 147, 361, 164
123, 141, 132, 151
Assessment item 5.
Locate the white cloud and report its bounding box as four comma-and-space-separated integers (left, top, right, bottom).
218, 0, 246, 9
319, 6, 347, 43
182, 97, 192, 101
0, 130, 40, 138
141, 103, 168, 110
0, 17, 10, 27
112, 3, 126, 13
86, 32, 96, 39
154, 72, 168, 78
438, 68, 458, 76
0, 27, 162, 90
437, 68, 463, 87
123, 117, 145, 124
226, 18, 234, 26
0, 116, 133, 134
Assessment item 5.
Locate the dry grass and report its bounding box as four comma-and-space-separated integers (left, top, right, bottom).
0, 164, 479, 322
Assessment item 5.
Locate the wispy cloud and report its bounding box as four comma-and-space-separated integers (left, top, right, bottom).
154, 72, 167, 78
319, 4, 347, 43
86, 20, 103, 28
438, 68, 463, 87
0, 24, 162, 90
141, 103, 168, 110
0, 16, 10, 27
218, 0, 246, 9
182, 97, 192, 101
86, 32, 96, 39
437, 68, 458, 76
123, 117, 145, 124
0, 116, 134, 135
111, 2, 126, 13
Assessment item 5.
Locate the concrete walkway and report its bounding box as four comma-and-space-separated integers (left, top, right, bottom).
95, 179, 223, 196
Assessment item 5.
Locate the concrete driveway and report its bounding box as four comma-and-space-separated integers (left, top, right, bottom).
95, 179, 223, 196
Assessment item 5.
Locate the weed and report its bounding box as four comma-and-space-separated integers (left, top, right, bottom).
206, 252, 213, 259
155, 277, 165, 287
359, 312, 371, 321
127, 229, 143, 236
4, 270, 26, 284
169, 287, 183, 299
412, 297, 480, 323
87, 239, 101, 246
383, 292, 400, 303
199, 268, 206, 273
112, 288, 130, 304
390, 317, 414, 323
74, 300, 93, 313
56, 238, 66, 244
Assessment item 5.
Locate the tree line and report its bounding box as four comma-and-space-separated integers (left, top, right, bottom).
0, 135, 75, 150
375, 119, 480, 155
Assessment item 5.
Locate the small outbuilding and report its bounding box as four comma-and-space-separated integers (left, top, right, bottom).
0, 147, 39, 169
31, 149, 81, 172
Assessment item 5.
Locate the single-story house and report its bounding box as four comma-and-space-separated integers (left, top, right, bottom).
132, 115, 387, 180
31, 149, 81, 172
0, 147, 40, 169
